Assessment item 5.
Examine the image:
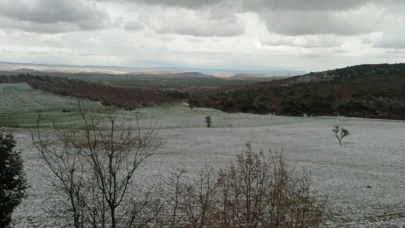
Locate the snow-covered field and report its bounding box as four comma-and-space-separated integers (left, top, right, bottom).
10, 104, 405, 227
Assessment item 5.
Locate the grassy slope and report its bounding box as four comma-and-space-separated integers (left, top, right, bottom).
0, 83, 310, 129
0, 71, 253, 89
0, 83, 95, 128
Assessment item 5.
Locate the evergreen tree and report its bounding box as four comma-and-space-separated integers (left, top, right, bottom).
0, 131, 27, 227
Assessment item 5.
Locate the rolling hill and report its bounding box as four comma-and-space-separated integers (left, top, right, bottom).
191, 63, 405, 120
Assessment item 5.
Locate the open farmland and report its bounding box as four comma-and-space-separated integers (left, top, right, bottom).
6, 100, 405, 227
0, 83, 98, 128
96, 76, 252, 89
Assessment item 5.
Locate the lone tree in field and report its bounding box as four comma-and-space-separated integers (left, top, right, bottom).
0, 131, 27, 227
205, 116, 212, 128
332, 125, 350, 145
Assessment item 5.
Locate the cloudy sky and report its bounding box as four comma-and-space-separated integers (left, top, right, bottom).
0, 0, 404, 72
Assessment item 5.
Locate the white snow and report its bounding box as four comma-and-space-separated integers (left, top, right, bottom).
9, 105, 405, 227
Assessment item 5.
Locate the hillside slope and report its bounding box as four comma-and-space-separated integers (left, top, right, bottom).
191, 63, 405, 120
0, 74, 181, 110
0, 83, 98, 127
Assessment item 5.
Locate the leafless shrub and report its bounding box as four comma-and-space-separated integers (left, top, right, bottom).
166, 143, 326, 228
156, 168, 187, 228
31, 100, 161, 228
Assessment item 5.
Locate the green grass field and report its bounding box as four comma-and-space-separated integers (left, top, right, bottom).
0, 83, 97, 128
0, 83, 307, 130
0, 83, 233, 129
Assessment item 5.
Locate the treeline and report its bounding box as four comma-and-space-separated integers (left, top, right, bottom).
308, 63, 405, 80
0, 74, 188, 110
190, 64, 405, 120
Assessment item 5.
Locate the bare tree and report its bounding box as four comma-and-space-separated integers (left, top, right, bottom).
181, 166, 217, 228
158, 168, 187, 228
32, 115, 87, 228
32, 100, 161, 228
167, 142, 326, 228
332, 125, 350, 145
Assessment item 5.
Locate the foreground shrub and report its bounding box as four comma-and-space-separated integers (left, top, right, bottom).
32, 102, 161, 228
167, 143, 326, 228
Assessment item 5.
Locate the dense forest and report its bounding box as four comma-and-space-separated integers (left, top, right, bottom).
190, 63, 405, 120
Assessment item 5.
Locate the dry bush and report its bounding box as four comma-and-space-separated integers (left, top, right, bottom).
166, 143, 326, 228
31, 100, 162, 228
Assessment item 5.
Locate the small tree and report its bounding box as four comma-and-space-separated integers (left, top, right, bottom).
0, 131, 27, 227
332, 125, 350, 145
205, 116, 212, 128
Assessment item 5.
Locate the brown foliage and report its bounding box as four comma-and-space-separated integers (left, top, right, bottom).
166, 143, 326, 228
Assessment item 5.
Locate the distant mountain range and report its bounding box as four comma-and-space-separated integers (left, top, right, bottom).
230, 74, 289, 81
0, 61, 306, 77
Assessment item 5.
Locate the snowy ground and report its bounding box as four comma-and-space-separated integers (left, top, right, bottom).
10, 104, 405, 227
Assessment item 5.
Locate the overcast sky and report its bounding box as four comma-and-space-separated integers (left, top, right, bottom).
0, 0, 404, 72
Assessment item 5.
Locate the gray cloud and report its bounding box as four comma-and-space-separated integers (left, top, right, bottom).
374, 37, 405, 49
261, 36, 342, 48
97, 0, 223, 9
0, 0, 111, 33
27, 51, 47, 55
0, 0, 404, 71
106, 0, 389, 37
99, 0, 401, 11
260, 8, 382, 36
184, 37, 208, 42
0, 17, 108, 34
155, 20, 245, 37
242, 0, 393, 11
0, 18, 70, 33
133, 0, 221, 8
124, 21, 144, 31
92, 0, 398, 38
373, 24, 405, 49
385, 49, 405, 55
362, 37, 375, 45
137, 7, 246, 37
